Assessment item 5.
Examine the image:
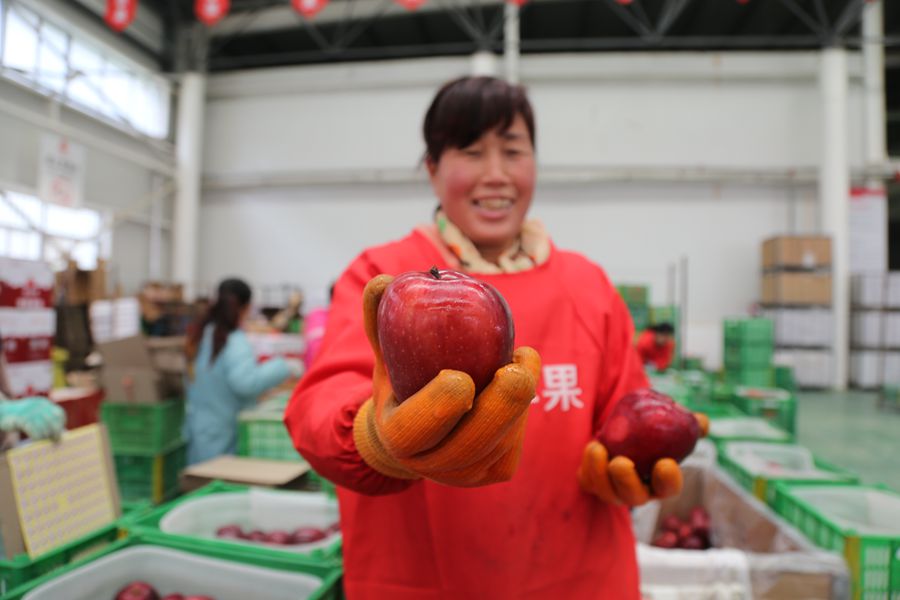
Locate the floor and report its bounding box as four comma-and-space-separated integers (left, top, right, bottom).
795, 390, 900, 492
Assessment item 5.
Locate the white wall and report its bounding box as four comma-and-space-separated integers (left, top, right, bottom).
200, 51, 865, 367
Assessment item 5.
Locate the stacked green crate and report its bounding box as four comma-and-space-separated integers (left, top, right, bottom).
237, 402, 302, 462
730, 386, 797, 434
723, 318, 774, 387
616, 284, 650, 332
772, 483, 900, 600
101, 400, 186, 504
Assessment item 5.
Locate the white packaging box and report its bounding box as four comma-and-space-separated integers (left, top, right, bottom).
4, 360, 53, 398
764, 308, 833, 347
0, 308, 56, 337
850, 351, 900, 387
773, 350, 833, 388
852, 272, 900, 308
852, 311, 900, 348
246, 332, 305, 363
0, 258, 54, 308
89, 298, 141, 343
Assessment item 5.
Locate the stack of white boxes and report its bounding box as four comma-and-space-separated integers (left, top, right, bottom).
761, 236, 834, 388
850, 273, 900, 388
0, 257, 55, 397
89, 297, 142, 344
766, 308, 835, 388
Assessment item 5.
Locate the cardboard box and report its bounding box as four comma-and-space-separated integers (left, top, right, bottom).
0, 424, 120, 558
179, 456, 310, 493
4, 360, 53, 398
97, 336, 167, 403
762, 236, 832, 270
145, 336, 187, 374
762, 272, 832, 306
55, 259, 107, 306
0, 258, 54, 308
633, 465, 849, 600
761, 308, 833, 348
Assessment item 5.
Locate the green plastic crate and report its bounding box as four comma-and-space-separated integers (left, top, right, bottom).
772, 483, 900, 600
730, 386, 796, 434
237, 410, 303, 462
113, 439, 186, 504
684, 401, 744, 419
718, 442, 859, 506
616, 284, 649, 306
724, 343, 774, 369
708, 416, 793, 444
1, 537, 341, 600
627, 303, 650, 331
124, 481, 342, 563
724, 318, 774, 345
101, 400, 184, 454
682, 356, 704, 371
0, 522, 121, 597
773, 365, 796, 393
724, 367, 775, 388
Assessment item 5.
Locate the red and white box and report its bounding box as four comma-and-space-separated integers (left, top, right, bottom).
246, 332, 305, 363
0, 258, 54, 308
5, 360, 53, 398
0, 308, 56, 363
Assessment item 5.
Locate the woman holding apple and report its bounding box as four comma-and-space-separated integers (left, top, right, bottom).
285, 76, 689, 599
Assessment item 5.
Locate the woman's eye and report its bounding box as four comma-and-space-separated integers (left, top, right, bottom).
463, 149, 482, 157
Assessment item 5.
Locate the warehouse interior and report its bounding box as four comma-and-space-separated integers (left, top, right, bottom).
0, 0, 899, 598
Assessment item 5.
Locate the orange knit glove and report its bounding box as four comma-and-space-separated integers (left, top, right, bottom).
352, 274, 541, 487
577, 413, 709, 506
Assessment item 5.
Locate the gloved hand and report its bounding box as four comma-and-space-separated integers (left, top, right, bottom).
577, 412, 709, 506
0, 397, 66, 441
352, 274, 541, 487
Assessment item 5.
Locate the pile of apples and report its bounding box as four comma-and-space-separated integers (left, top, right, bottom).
651, 506, 712, 551
113, 581, 212, 600
214, 522, 339, 546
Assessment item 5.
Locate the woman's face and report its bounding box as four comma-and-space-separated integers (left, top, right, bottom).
428, 114, 536, 262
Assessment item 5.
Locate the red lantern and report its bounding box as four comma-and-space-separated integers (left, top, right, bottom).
195, 0, 230, 26
615, 0, 633, 5
292, 0, 329, 19
507, 0, 528, 5
394, 0, 426, 10
104, 0, 136, 32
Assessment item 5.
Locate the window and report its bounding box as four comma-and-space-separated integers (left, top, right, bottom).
0, 0, 170, 139
0, 190, 107, 269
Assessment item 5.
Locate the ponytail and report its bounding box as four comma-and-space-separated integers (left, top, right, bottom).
185, 278, 252, 369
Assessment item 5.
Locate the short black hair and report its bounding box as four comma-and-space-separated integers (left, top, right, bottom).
423, 76, 535, 164
650, 322, 675, 335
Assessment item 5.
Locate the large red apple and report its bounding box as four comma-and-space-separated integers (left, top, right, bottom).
114, 581, 160, 600
598, 388, 701, 481
377, 267, 514, 402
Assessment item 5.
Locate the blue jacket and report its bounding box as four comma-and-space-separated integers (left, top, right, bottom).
185, 325, 289, 465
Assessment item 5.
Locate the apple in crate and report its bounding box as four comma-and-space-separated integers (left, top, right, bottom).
598, 388, 701, 481
114, 581, 160, 600
265, 530, 293, 545
377, 267, 514, 402
214, 524, 244, 540
292, 526, 327, 544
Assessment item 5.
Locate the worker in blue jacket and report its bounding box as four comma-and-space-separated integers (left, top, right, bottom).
184, 278, 302, 464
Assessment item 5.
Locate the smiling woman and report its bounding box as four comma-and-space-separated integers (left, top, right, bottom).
285, 75, 658, 600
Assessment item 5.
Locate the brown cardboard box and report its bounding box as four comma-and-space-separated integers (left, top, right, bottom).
762, 272, 832, 305
0, 424, 120, 558
762, 236, 832, 270
97, 335, 172, 403
146, 336, 187, 374
179, 456, 310, 493
55, 260, 107, 306
633, 465, 849, 600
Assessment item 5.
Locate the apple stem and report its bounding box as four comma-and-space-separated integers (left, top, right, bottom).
429, 266, 441, 279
